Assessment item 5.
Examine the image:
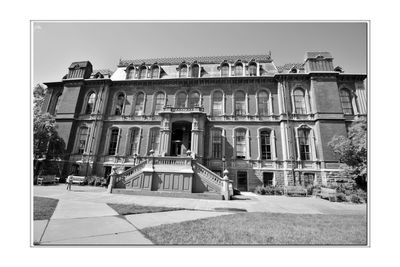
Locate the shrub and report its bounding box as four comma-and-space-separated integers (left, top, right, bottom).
356, 189, 367, 203
254, 186, 284, 195
254, 186, 265, 195
350, 194, 363, 204
336, 192, 348, 202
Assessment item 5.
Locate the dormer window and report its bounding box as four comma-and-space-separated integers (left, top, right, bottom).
248, 61, 257, 76
138, 65, 147, 79
191, 63, 200, 78
290, 67, 298, 73
234, 62, 243, 76
179, 64, 188, 78
151, 65, 160, 79
334, 66, 344, 73
126, 66, 135, 79
221, 62, 229, 77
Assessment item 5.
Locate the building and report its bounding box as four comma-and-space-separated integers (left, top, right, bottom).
42, 51, 367, 193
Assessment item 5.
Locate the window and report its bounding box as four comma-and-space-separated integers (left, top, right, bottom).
221, 63, 229, 77
151, 66, 159, 79
235, 128, 247, 159
263, 172, 274, 186
114, 93, 125, 115
260, 130, 271, 160
191, 64, 200, 78
149, 128, 160, 153
235, 91, 246, 115
176, 92, 187, 108
138, 66, 147, 79
134, 93, 145, 115
77, 127, 89, 154
340, 89, 353, 115
128, 128, 140, 156
212, 91, 223, 116
258, 90, 269, 115
298, 128, 311, 160
211, 128, 223, 159
54, 93, 62, 115
179, 65, 187, 78
85, 92, 96, 114
127, 67, 135, 79
302, 173, 315, 187
293, 89, 306, 114
108, 128, 119, 155
188, 91, 200, 108
234, 63, 243, 76
248, 62, 257, 76
154, 92, 165, 114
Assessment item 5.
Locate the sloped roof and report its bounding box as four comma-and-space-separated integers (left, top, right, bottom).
276, 63, 304, 73
92, 69, 113, 75
68, 61, 92, 69
119, 54, 273, 67
305, 52, 333, 60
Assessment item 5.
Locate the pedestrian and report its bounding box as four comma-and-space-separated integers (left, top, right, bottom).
66, 174, 73, 191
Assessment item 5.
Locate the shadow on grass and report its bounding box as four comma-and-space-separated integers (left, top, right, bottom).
107, 203, 184, 216
34, 196, 59, 220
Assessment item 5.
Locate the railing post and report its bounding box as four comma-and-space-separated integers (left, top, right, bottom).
107, 166, 118, 193
221, 169, 231, 201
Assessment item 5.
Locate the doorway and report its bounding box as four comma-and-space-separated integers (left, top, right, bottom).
237, 171, 248, 191
171, 121, 192, 156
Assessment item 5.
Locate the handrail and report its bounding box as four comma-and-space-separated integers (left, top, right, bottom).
114, 160, 147, 185
194, 162, 223, 187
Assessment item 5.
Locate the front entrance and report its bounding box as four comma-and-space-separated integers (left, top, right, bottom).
171, 121, 192, 156
237, 171, 248, 191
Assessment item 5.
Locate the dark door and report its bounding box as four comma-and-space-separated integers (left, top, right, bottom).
237, 171, 248, 191
263, 172, 274, 186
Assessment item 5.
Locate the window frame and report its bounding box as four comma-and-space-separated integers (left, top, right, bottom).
234, 128, 248, 159
211, 90, 224, 116
126, 127, 141, 156
188, 91, 200, 108
234, 90, 247, 116
113, 92, 126, 116
134, 92, 146, 116
85, 92, 96, 115
293, 88, 307, 114
339, 88, 354, 115
148, 127, 161, 155
211, 128, 223, 159
153, 91, 166, 114
175, 91, 187, 108
257, 90, 270, 116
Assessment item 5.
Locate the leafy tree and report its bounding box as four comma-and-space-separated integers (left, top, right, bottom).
33, 84, 66, 175
328, 119, 367, 189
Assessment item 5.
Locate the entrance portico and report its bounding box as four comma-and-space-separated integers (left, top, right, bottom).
158, 106, 206, 158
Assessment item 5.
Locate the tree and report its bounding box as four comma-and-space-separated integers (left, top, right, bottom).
328, 119, 367, 189
33, 84, 66, 175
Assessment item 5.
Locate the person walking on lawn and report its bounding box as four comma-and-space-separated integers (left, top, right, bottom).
66, 174, 73, 191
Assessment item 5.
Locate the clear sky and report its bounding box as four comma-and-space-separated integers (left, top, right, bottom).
33, 21, 367, 85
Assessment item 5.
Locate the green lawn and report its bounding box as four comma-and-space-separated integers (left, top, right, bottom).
141, 212, 367, 245
33, 197, 59, 220
107, 203, 184, 215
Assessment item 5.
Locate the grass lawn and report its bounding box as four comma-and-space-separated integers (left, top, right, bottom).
141, 212, 367, 245
33, 197, 59, 220
107, 203, 184, 215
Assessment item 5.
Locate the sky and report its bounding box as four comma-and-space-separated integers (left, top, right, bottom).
33, 22, 367, 85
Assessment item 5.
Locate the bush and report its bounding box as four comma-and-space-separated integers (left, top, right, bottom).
350, 194, 363, 204
336, 192, 348, 202
356, 189, 367, 203
254, 185, 284, 195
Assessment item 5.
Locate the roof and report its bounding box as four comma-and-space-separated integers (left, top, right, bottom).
92, 69, 113, 75
276, 63, 304, 73
119, 54, 273, 67
68, 61, 92, 69
305, 52, 333, 60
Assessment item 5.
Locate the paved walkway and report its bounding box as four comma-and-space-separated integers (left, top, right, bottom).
33, 184, 366, 245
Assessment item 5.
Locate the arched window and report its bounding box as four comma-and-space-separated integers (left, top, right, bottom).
260, 130, 271, 160
176, 92, 187, 108
127, 128, 140, 156
298, 128, 311, 160
126, 67, 135, 79
154, 92, 165, 114
148, 127, 160, 153
211, 128, 223, 159
258, 90, 269, 115
53, 93, 62, 115
77, 127, 89, 154
108, 128, 119, 155
221, 63, 229, 77
340, 89, 353, 115
138, 66, 147, 79
179, 64, 187, 78
134, 93, 145, 115
191, 64, 200, 78
114, 93, 125, 115
293, 89, 306, 114
212, 91, 223, 116
235, 128, 247, 159
234, 62, 243, 76
85, 92, 96, 114
188, 91, 200, 108
248, 62, 257, 76
151, 66, 159, 79
235, 91, 246, 115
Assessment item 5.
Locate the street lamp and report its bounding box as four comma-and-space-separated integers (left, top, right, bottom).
222, 156, 226, 177
133, 153, 138, 166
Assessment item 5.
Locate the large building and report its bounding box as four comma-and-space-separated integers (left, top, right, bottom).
42, 51, 367, 193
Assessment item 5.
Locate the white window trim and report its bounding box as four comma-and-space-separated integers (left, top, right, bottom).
104, 127, 121, 156
147, 127, 161, 156
125, 127, 142, 156
294, 125, 317, 161
190, 63, 201, 78
133, 91, 147, 116
174, 90, 188, 108
111, 91, 127, 116
232, 127, 250, 160
256, 128, 277, 160
188, 90, 202, 108
256, 89, 273, 116
208, 127, 226, 158
152, 91, 167, 114
81, 90, 97, 115
232, 90, 249, 116
74, 125, 90, 154
291, 87, 311, 114
219, 62, 231, 77
210, 89, 225, 116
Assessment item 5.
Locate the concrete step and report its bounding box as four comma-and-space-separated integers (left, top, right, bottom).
112, 188, 222, 200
